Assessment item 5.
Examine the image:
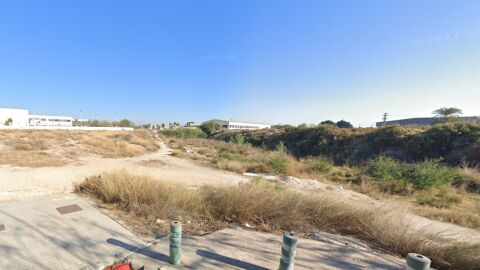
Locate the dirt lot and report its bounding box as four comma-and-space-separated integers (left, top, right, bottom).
0, 139, 247, 202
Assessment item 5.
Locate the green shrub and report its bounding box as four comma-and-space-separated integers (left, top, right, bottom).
268, 157, 289, 175
310, 157, 334, 174
231, 134, 246, 144
4, 118, 12, 126
275, 141, 287, 152
160, 128, 207, 139
216, 148, 235, 160
366, 157, 407, 181
200, 122, 220, 136
406, 160, 458, 189
366, 157, 458, 190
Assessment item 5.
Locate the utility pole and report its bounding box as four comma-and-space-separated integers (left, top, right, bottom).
382, 112, 389, 126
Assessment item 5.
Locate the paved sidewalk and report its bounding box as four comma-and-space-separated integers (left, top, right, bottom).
0, 195, 146, 269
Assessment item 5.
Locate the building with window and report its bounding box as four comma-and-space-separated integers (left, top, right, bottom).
29, 114, 74, 127
202, 119, 271, 130
0, 107, 73, 127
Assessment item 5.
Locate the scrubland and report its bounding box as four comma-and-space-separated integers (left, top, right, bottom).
0, 129, 159, 167
161, 128, 480, 230
76, 170, 480, 270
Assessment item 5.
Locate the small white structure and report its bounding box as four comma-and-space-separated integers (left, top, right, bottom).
0, 108, 29, 127
202, 119, 271, 130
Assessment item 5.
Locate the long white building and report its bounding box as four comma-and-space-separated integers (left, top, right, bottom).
202, 119, 271, 130
1, 108, 73, 127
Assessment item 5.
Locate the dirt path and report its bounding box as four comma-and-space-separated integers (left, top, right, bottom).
0, 140, 248, 202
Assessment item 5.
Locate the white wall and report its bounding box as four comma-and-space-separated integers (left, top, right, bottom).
227, 121, 271, 130
202, 119, 271, 130
0, 126, 134, 131
0, 108, 29, 127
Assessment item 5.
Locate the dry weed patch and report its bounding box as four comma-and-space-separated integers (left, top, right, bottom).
76, 170, 480, 270
0, 130, 159, 167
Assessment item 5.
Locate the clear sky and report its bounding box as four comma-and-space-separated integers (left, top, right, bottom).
1, 0, 479, 126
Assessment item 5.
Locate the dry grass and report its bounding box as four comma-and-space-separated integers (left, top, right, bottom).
0, 129, 159, 167
138, 159, 167, 167
0, 151, 67, 167
75, 170, 480, 270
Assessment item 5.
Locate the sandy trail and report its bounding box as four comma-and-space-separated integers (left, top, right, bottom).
0, 140, 247, 202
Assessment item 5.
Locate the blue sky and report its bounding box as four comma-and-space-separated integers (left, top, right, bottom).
0, 0, 479, 126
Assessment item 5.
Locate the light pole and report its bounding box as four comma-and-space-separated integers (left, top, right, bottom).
32, 106, 36, 126
80, 109, 83, 126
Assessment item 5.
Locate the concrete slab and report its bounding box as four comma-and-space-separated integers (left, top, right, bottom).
124, 228, 405, 270
0, 195, 146, 270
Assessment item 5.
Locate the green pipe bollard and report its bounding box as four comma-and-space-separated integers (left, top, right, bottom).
279, 231, 298, 270
169, 221, 182, 265
406, 253, 431, 270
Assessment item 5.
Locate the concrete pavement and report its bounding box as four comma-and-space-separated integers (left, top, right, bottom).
0, 195, 146, 269
0, 195, 405, 269
124, 228, 404, 270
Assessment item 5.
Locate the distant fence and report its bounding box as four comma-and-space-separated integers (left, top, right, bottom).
0, 126, 134, 131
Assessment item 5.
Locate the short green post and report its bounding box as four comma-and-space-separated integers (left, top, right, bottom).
279, 231, 298, 270
406, 253, 431, 270
169, 221, 182, 265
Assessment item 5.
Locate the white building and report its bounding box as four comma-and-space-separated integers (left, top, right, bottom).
29, 114, 74, 127
202, 119, 271, 130
0, 108, 29, 127
0, 108, 73, 127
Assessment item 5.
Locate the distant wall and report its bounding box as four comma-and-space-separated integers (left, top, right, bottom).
0, 126, 134, 131
376, 116, 480, 127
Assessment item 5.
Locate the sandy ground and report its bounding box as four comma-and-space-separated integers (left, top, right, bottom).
0, 141, 247, 202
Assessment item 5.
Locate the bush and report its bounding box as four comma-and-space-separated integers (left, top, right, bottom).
268, 157, 289, 175
121, 119, 134, 127
216, 148, 235, 160
231, 134, 246, 144
406, 160, 458, 189
200, 122, 220, 136
366, 157, 407, 181
275, 141, 287, 152
309, 157, 334, 174
336, 120, 353, 128
160, 128, 207, 139
366, 157, 458, 190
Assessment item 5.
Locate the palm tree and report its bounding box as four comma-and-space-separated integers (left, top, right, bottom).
433, 107, 462, 122
433, 107, 462, 123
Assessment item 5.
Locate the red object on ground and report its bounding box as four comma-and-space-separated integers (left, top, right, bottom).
104, 262, 133, 270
